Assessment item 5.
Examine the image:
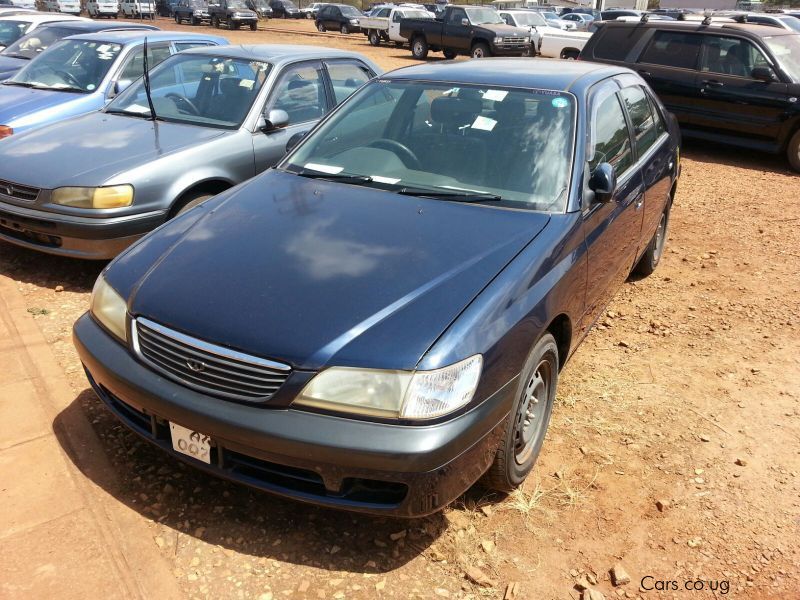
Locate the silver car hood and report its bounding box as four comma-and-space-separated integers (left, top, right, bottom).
0, 111, 229, 188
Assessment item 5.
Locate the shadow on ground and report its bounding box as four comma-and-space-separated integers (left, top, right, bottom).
681, 139, 792, 175
0, 241, 105, 292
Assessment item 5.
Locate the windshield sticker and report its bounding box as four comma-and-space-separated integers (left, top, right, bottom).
124, 104, 151, 114
305, 163, 343, 174
552, 97, 569, 108
471, 115, 497, 132
239, 79, 255, 90
371, 175, 401, 184
483, 89, 508, 102
87, 84, 96, 91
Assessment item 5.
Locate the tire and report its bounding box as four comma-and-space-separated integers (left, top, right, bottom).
340, 23, 348, 34
250, 20, 257, 30
173, 192, 214, 217
316, 20, 325, 31
368, 29, 380, 46
633, 203, 670, 277
174, 13, 181, 23
306, 12, 312, 18
411, 35, 428, 59
211, 14, 219, 27
561, 49, 579, 60
481, 333, 559, 492
471, 42, 490, 58
191, 15, 198, 24
787, 128, 800, 173
443, 49, 456, 59
230, 20, 238, 29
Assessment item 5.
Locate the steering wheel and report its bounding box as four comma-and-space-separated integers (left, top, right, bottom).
166, 92, 200, 116
55, 70, 82, 89
367, 139, 422, 170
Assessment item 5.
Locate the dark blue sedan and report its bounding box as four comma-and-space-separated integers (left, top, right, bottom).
73, 59, 680, 517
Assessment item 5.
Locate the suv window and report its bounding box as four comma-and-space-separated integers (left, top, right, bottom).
620, 85, 661, 157
639, 30, 701, 70
590, 93, 633, 176
700, 35, 770, 78
270, 63, 327, 125
593, 26, 648, 61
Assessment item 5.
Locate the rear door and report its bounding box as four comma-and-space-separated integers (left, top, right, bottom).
693, 33, 790, 146
634, 29, 703, 126
581, 79, 645, 331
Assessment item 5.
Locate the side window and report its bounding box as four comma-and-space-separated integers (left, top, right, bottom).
592, 27, 647, 61
589, 92, 633, 176
639, 30, 701, 70
174, 42, 214, 52
326, 61, 372, 104
501, 14, 512, 25
392, 11, 402, 22
269, 63, 327, 125
447, 8, 465, 24
118, 44, 173, 83
700, 35, 770, 78
377, 7, 389, 17
646, 91, 666, 138
619, 85, 660, 157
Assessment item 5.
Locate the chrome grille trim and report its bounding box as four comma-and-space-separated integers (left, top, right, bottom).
131, 317, 291, 402
0, 179, 40, 203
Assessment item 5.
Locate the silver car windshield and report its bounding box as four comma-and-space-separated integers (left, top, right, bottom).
7, 40, 122, 92
283, 80, 576, 212
765, 34, 800, 81
2, 25, 84, 60
0, 20, 31, 47
511, 12, 547, 26
107, 54, 272, 129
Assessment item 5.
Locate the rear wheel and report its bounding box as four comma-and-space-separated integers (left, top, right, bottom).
211, 14, 219, 27
787, 129, 800, 173
368, 29, 380, 46
190, 15, 198, 24
561, 48, 579, 60
633, 203, 670, 277
443, 48, 456, 59
481, 333, 558, 492
471, 42, 490, 58
411, 35, 428, 59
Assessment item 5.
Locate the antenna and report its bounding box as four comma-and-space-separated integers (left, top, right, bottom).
702, 13, 712, 25
142, 37, 157, 121
640, 12, 649, 23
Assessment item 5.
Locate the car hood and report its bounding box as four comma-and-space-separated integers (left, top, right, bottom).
0, 55, 27, 80
477, 23, 529, 35
121, 170, 550, 371
0, 112, 229, 188
0, 84, 83, 122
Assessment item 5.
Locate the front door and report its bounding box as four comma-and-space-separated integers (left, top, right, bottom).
443, 7, 468, 50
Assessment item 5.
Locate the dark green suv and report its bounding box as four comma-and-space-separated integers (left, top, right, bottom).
581, 20, 800, 171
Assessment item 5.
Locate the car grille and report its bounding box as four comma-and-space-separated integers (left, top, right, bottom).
132, 317, 291, 402
0, 179, 40, 203
500, 37, 528, 47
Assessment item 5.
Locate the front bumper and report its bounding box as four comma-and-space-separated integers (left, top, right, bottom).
491, 43, 532, 56
0, 199, 166, 259
73, 313, 515, 517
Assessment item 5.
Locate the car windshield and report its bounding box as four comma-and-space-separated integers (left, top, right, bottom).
542, 12, 558, 20
511, 12, 547, 26
765, 34, 800, 81
0, 19, 31, 47
107, 54, 271, 128
1, 25, 81, 60
282, 0, 296, 7
465, 7, 503, 25
777, 16, 800, 32
6, 39, 121, 92
228, 0, 248, 8
282, 80, 575, 212
340, 5, 359, 16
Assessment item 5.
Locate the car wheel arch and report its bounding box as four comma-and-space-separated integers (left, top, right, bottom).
545, 313, 572, 372
169, 179, 233, 218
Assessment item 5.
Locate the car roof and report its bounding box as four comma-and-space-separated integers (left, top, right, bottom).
598, 19, 797, 37
180, 44, 374, 64
383, 58, 628, 94
66, 30, 227, 43
0, 13, 89, 23
37, 20, 159, 33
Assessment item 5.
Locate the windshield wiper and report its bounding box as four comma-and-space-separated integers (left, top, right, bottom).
105, 107, 154, 119
2, 80, 36, 88
294, 169, 374, 183
396, 188, 503, 202
2, 52, 30, 60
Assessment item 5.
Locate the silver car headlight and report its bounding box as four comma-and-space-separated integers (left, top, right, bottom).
295, 355, 482, 420
349, 18, 358, 23
90, 274, 128, 342
52, 185, 133, 209
494, 36, 503, 43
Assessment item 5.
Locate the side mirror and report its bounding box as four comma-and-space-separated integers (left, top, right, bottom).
461, 17, 469, 26
260, 108, 289, 132
285, 130, 308, 154
588, 162, 616, 202
113, 79, 133, 96
751, 66, 776, 83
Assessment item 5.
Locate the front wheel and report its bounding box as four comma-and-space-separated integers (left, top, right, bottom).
316, 20, 325, 31
471, 42, 491, 58
633, 203, 670, 277
340, 23, 348, 34
211, 15, 219, 27
174, 13, 181, 22
249, 20, 257, 30
481, 333, 558, 492
787, 128, 800, 173
368, 29, 380, 46
411, 36, 428, 59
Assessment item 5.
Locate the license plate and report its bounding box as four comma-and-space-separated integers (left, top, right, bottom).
169, 422, 211, 464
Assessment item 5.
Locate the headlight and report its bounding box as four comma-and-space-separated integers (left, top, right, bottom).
193, 9, 202, 14
90, 274, 128, 342
523, 36, 530, 43
350, 18, 358, 23
52, 185, 133, 209
494, 36, 503, 43
295, 355, 482, 420
0, 125, 12, 139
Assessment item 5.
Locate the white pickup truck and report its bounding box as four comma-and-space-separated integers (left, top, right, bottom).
361, 6, 432, 47
537, 28, 592, 59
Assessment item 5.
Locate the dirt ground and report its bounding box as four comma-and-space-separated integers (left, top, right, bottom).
1, 16, 799, 600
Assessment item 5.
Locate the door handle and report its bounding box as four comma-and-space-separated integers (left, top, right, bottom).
702, 79, 724, 87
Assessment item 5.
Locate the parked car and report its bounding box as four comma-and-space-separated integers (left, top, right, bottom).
43, 0, 83, 15
600, 9, 642, 21
538, 27, 591, 59
72, 58, 679, 517
400, 4, 531, 59
733, 13, 800, 32
246, 0, 272, 19
541, 10, 575, 30
87, 0, 122, 18
498, 9, 563, 55
560, 11, 594, 31
0, 20, 158, 81
0, 45, 380, 258
0, 6, 35, 15
209, 0, 258, 29
361, 5, 431, 47
581, 21, 800, 171
0, 13, 87, 51
120, 0, 156, 18
173, 0, 211, 24
315, 3, 361, 33
0, 30, 224, 139
156, 0, 180, 16
299, 2, 325, 19
268, 0, 298, 18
